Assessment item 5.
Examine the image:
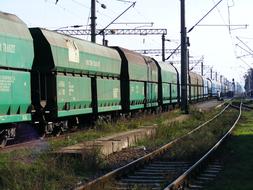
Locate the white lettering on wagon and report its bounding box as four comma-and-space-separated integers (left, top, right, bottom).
58, 80, 65, 96
68, 82, 75, 97
0, 75, 15, 92
85, 59, 101, 67
113, 88, 119, 98
0, 43, 16, 53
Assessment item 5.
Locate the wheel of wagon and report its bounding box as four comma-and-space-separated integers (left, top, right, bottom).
53, 126, 62, 137
37, 125, 46, 139
39, 132, 46, 140
70, 125, 78, 131
0, 137, 7, 148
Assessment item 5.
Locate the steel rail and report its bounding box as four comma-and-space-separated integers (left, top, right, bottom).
242, 103, 253, 110
0, 100, 229, 151
164, 101, 242, 190
75, 102, 231, 190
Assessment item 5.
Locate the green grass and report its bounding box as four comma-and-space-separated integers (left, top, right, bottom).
48, 110, 181, 150
0, 109, 182, 189
206, 109, 253, 190
0, 146, 108, 190
0, 151, 77, 189
0, 104, 228, 190
166, 108, 238, 161
135, 107, 222, 149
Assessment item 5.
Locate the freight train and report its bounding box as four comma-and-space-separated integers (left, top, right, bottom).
0, 11, 241, 147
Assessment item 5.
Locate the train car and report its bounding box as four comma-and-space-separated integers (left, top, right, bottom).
188, 72, 204, 101
203, 78, 211, 99
0, 12, 34, 146
220, 76, 228, 97
208, 79, 222, 98
157, 62, 179, 110
113, 47, 148, 112
0, 11, 241, 146
227, 81, 234, 97
224, 78, 230, 97
30, 28, 122, 134
143, 56, 159, 109
234, 82, 243, 97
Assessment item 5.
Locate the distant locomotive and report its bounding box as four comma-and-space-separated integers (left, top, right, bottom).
0, 11, 241, 146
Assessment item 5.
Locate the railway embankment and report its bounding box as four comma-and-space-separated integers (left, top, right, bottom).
206, 104, 253, 190
0, 100, 226, 189
55, 99, 223, 158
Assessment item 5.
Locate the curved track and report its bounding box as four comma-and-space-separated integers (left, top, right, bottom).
76, 101, 241, 190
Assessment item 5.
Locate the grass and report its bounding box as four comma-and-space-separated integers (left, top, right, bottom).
0, 109, 182, 190
0, 146, 107, 190
0, 151, 77, 190
48, 110, 181, 150
0, 103, 228, 190
166, 108, 238, 161
205, 108, 253, 190
135, 106, 222, 149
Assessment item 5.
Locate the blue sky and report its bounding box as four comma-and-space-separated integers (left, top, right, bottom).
1, 0, 252, 84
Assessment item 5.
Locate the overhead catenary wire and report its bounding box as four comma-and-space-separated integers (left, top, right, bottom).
188, 0, 224, 33
71, 0, 90, 9
114, 0, 135, 3
98, 1, 136, 35
236, 43, 253, 57
166, 0, 224, 60
211, 0, 227, 26
236, 36, 253, 54
227, 0, 234, 33
238, 57, 252, 69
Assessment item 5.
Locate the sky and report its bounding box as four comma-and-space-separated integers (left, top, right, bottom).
0, 0, 253, 86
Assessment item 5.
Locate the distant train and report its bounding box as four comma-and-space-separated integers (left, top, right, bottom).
0, 11, 242, 146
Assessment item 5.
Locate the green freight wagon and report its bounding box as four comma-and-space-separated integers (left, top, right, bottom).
143, 56, 159, 108
114, 47, 147, 112
0, 12, 34, 146
157, 62, 179, 109
30, 28, 121, 133
189, 72, 204, 101
203, 78, 211, 99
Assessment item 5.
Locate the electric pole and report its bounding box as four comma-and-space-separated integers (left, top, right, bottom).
90, 0, 96, 43
201, 61, 203, 76
180, 0, 188, 113
162, 34, 165, 61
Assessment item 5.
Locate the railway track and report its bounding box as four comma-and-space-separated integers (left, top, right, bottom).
76, 101, 242, 190
0, 99, 228, 152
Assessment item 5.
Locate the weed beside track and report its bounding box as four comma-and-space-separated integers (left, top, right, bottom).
205, 106, 253, 190
0, 103, 226, 190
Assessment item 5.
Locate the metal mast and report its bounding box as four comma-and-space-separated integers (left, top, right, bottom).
180, 0, 188, 113
90, 0, 96, 43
